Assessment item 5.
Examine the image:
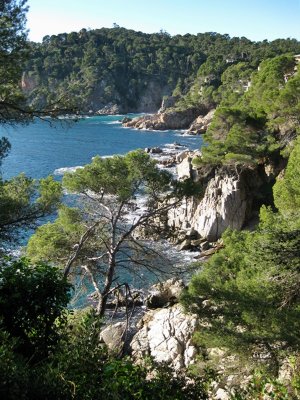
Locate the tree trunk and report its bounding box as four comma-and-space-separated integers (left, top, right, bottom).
98, 253, 116, 317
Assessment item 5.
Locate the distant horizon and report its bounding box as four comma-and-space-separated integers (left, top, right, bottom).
26, 0, 300, 43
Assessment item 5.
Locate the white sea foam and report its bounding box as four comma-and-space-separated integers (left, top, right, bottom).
54, 166, 83, 175
175, 131, 195, 137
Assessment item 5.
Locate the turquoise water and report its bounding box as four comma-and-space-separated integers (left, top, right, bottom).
1, 115, 203, 179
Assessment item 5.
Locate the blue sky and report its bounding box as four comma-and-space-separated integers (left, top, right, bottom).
27, 0, 300, 42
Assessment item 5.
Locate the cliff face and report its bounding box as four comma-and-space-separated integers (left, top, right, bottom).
168, 170, 253, 241
166, 156, 275, 242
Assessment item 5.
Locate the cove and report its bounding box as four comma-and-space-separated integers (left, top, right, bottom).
1, 115, 203, 180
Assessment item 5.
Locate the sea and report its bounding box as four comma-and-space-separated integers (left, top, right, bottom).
1, 115, 204, 306
1, 115, 203, 180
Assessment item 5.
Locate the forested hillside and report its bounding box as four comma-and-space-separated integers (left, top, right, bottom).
2, 1, 300, 398
24, 27, 300, 113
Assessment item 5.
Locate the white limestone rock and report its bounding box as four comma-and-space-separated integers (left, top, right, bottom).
193, 173, 247, 241
130, 304, 198, 370
167, 171, 248, 241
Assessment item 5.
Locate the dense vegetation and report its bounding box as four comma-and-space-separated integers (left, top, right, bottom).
1, 1, 300, 398
182, 136, 300, 398
190, 54, 300, 167
24, 27, 300, 113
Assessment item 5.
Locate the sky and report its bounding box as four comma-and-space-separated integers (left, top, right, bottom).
26, 0, 300, 43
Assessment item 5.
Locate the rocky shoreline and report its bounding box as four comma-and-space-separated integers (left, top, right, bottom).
122, 107, 215, 134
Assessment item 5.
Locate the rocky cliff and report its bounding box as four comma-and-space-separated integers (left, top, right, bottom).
168, 169, 256, 242
164, 153, 276, 242
123, 107, 202, 130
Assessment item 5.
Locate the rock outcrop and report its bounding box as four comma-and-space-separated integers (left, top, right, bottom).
100, 322, 127, 353
135, 82, 171, 113
130, 304, 198, 370
122, 107, 204, 131
122, 104, 214, 133
158, 95, 180, 114
96, 103, 120, 115
193, 172, 249, 241
146, 278, 185, 309
188, 109, 216, 134
21, 72, 39, 93
167, 164, 265, 242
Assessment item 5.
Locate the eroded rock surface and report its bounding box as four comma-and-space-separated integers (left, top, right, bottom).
96, 103, 120, 115
130, 304, 198, 370
167, 168, 259, 242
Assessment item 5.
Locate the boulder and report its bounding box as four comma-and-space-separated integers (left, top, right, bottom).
100, 322, 126, 353
176, 150, 190, 163
191, 238, 206, 247
121, 117, 132, 124
200, 240, 211, 251
178, 239, 192, 251
146, 278, 185, 309
149, 147, 163, 154
130, 304, 198, 370
177, 156, 192, 180
214, 388, 230, 400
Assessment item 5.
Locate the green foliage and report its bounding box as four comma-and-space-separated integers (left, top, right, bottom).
0, 307, 209, 399
0, 174, 62, 241
200, 107, 268, 164
0, 137, 11, 165
28, 150, 177, 315
0, 0, 29, 124
231, 365, 300, 399
63, 149, 171, 202
0, 330, 29, 400
182, 226, 300, 375
273, 136, 300, 214
27, 206, 85, 264
41, 310, 209, 400
243, 54, 295, 118
214, 62, 254, 106
198, 55, 299, 167
24, 29, 300, 113
0, 258, 71, 361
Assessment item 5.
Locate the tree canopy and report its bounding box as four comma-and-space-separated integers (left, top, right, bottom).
27, 150, 183, 316
24, 28, 300, 113
0, 0, 29, 124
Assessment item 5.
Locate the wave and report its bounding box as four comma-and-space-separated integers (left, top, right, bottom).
54, 155, 118, 175
54, 166, 83, 175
